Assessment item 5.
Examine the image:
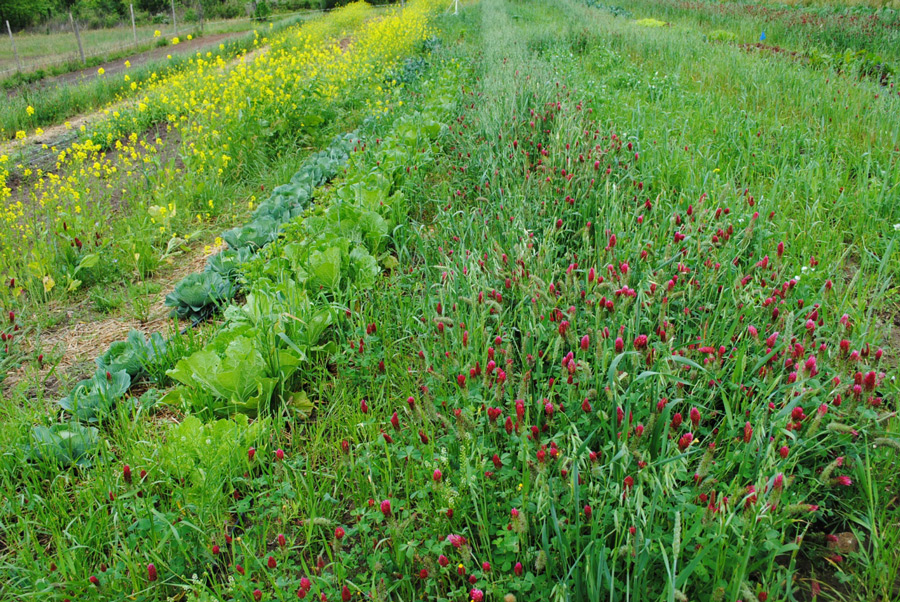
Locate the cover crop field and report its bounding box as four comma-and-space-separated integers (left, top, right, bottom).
1, 0, 899, 600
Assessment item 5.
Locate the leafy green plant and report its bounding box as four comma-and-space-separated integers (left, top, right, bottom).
57, 369, 131, 423
205, 247, 253, 283
165, 333, 281, 417
96, 330, 167, 379
387, 56, 428, 85
24, 423, 100, 468
164, 272, 237, 323
221, 217, 282, 252
634, 17, 667, 27
220, 131, 357, 254
156, 414, 267, 503
162, 274, 335, 418
707, 29, 736, 42
283, 232, 381, 293
164, 328, 302, 417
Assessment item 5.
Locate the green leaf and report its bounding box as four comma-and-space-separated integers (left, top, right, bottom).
26, 424, 100, 467
289, 391, 315, 418
308, 246, 342, 291
75, 253, 99, 272
166, 335, 276, 417
165, 272, 236, 322
350, 245, 379, 289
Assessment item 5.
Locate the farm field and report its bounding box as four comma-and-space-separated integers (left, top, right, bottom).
0, 12, 329, 142
1, 0, 899, 600
0, 13, 292, 77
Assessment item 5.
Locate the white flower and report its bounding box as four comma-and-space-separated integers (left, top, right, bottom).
894, 223, 900, 231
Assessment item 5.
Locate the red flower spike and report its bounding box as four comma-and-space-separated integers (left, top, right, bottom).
689, 406, 701, 428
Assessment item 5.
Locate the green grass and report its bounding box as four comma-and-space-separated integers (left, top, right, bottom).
1, 0, 899, 600
614, 0, 900, 64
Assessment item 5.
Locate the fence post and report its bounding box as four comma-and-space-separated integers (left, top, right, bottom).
171, 0, 177, 35
130, 3, 137, 45
6, 21, 22, 72
198, 0, 205, 34
69, 11, 86, 65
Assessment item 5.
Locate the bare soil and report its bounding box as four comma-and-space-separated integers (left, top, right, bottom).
2, 241, 226, 396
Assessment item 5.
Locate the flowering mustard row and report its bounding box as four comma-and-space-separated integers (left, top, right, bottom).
0, 0, 439, 301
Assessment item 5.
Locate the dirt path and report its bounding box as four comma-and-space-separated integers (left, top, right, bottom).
2, 241, 227, 396
6, 31, 251, 98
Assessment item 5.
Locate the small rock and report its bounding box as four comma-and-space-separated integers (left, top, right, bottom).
827, 532, 859, 553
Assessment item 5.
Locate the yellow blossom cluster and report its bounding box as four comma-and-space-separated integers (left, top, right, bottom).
0, 0, 440, 294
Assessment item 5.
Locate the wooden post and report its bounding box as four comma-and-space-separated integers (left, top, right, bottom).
69, 12, 86, 65
198, 0, 204, 34
171, 0, 177, 35
6, 21, 22, 71
130, 3, 137, 45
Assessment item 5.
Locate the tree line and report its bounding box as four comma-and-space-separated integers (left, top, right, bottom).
0, 0, 344, 31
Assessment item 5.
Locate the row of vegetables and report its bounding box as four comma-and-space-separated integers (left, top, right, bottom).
26, 40, 450, 470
